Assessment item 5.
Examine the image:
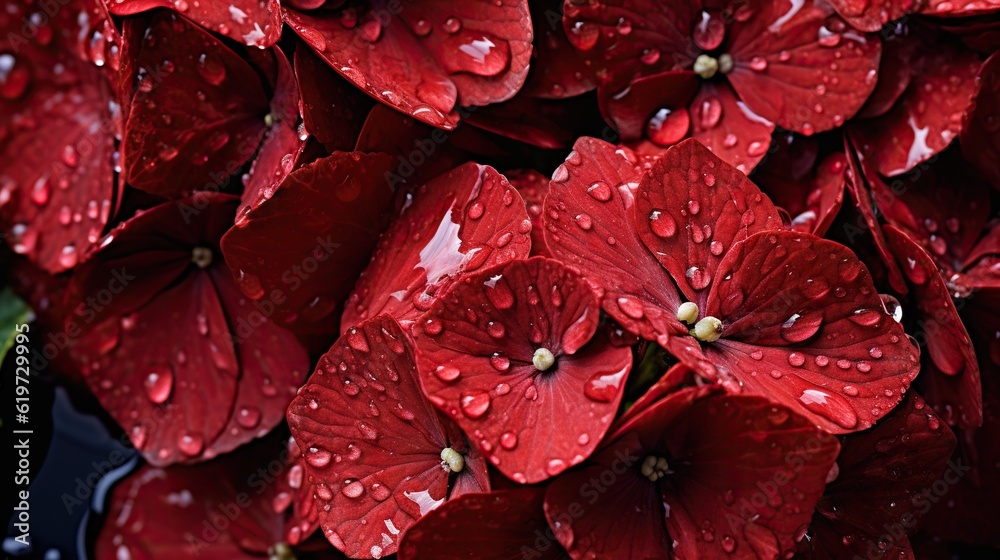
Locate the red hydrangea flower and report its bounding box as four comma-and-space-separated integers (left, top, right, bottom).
343, 163, 531, 332
543, 380, 839, 560
545, 137, 920, 432
847, 29, 982, 177
0, 0, 120, 273
563, 0, 881, 170
95, 436, 342, 560
797, 392, 956, 559
413, 257, 633, 483
283, 0, 533, 130
221, 151, 396, 330
398, 487, 570, 560
121, 12, 301, 201
70, 193, 309, 465
286, 314, 490, 559
106, 0, 283, 48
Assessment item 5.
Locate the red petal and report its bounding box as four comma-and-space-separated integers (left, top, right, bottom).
756, 146, 847, 237
697, 231, 920, 433
658, 396, 839, 560
632, 139, 783, 311
220, 152, 396, 329
962, 51, 1000, 190
294, 42, 373, 153
826, 0, 913, 32
921, 0, 1000, 17
239, 47, 308, 216
122, 12, 269, 198
464, 94, 586, 149
399, 488, 570, 560
95, 437, 293, 560
522, 0, 596, 99
414, 257, 633, 483
850, 37, 980, 176
342, 163, 531, 332
885, 226, 982, 427
844, 137, 909, 294
561, 0, 698, 89
506, 169, 550, 256
542, 137, 683, 344
284, 0, 532, 130
286, 315, 488, 559
803, 393, 956, 559
602, 70, 700, 144
107, 0, 282, 48
726, 0, 881, 135
0, 1, 117, 273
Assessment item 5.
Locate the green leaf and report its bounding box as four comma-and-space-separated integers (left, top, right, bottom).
0, 286, 31, 364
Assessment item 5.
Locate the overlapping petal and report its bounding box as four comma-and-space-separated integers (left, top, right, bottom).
106, 0, 282, 48
286, 315, 489, 559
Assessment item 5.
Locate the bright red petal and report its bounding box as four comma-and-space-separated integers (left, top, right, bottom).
342, 163, 531, 332
107, 0, 282, 48
286, 315, 489, 559
122, 11, 269, 197
284, 0, 532, 130
802, 393, 956, 559
0, 0, 117, 273
542, 137, 683, 344
697, 231, 921, 433
727, 0, 881, 135
962, 51, 1000, 190
414, 257, 633, 483
220, 152, 396, 330
850, 37, 980, 176
399, 488, 570, 560
632, 139, 783, 311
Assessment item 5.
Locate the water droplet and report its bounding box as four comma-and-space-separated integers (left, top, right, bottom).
197, 53, 227, 86
306, 447, 332, 467
443, 17, 462, 34
237, 406, 261, 428
500, 431, 518, 449
342, 480, 365, 498
649, 210, 677, 238
143, 364, 174, 404
177, 432, 205, 456
647, 107, 690, 147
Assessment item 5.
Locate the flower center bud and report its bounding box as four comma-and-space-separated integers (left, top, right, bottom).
676, 301, 699, 324
264, 113, 275, 127
718, 53, 734, 74
192, 246, 213, 268
268, 542, 296, 560
532, 347, 556, 371
440, 447, 465, 473
692, 316, 723, 343
693, 54, 719, 79
641, 455, 669, 481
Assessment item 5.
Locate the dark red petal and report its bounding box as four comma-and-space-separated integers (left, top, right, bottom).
464, 94, 585, 149
803, 393, 956, 559
658, 396, 839, 560
961, 51, 1000, 190
826, 0, 912, 32
757, 148, 847, 237
122, 11, 269, 198
522, 0, 596, 99
850, 39, 980, 176
506, 169, 550, 256
107, 0, 282, 48
95, 437, 293, 560
284, 0, 532, 130
0, 1, 117, 273
414, 257, 633, 483
342, 163, 531, 332
239, 47, 308, 216
542, 137, 683, 344
282, 438, 322, 546
543, 458, 673, 560
700, 231, 920, 433
632, 139, 783, 311
286, 315, 487, 559
221, 152, 396, 329
856, 33, 918, 120
726, 0, 881, 135
602, 70, 700, 143
561, 0, 698, 88
294, 42, 373, 153
843, 137, 909, 294
399, 488, 570, 560
885, 225, 982, 428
